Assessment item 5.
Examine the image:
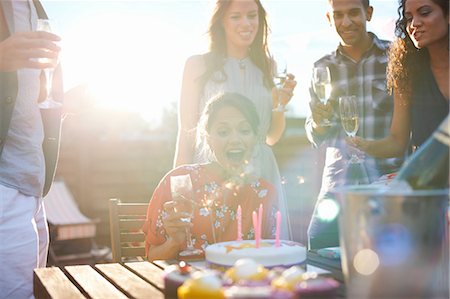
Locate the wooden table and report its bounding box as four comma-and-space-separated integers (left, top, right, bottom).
34, 261, 172, 299
34, 260, 345, 299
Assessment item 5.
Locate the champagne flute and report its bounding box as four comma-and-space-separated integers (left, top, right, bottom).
36, 19, 62, 109
272, 55, 288, 112
339, 95, 360, 164
312, 66, 332, 126
170, 174, 202, 257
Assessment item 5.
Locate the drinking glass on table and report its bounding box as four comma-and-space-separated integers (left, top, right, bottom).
312, 66, 332, 126
339, 95, 361, 164
272, 55, 288, 112
36, 19, 62, 109
170, 174, 202, 257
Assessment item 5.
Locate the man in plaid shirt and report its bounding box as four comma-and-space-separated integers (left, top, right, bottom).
305, 0, 403, 249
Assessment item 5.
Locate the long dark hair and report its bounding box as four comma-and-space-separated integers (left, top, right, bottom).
200, 0, 274, 90
387, 0, 449, 98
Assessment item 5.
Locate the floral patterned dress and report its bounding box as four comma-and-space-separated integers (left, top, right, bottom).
143, 164, 278, 255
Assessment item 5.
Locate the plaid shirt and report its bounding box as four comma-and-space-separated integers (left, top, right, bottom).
305, 33, 403, 197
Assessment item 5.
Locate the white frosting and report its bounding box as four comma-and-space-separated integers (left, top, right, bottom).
190, 271, 222, 290
205, 240, 306, 268
233, 259, 260, 279
281, 266, 305, 283
224, 285, 272, 298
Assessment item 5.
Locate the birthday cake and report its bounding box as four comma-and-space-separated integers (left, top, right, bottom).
205, 240, 306, 269
170, 260, 340, 299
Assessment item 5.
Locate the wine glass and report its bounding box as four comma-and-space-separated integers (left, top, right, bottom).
36, 19, 62, 109
339, 95, 360, 164
272, 55, 288, 112
170, 174, 202, 257
312, 66, 332, 126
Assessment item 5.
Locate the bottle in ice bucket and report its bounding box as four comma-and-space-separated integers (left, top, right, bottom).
392, 115, 449, 190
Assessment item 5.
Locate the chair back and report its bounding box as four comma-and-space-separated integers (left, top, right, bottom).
109, 198, 148, 263
45, 180, 97, 240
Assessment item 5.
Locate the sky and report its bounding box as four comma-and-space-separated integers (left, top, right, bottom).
42, 0, 399, 126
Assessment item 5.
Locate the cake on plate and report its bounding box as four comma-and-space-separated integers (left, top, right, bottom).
272, 268, 340, 297
163, 261, 195, 298
205, 240, 306, 269
177, 270, 224, 299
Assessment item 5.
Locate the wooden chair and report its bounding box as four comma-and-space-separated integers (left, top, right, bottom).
108, 198, 149, 263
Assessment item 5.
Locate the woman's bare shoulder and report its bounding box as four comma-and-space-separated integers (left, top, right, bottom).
184, 54, 207, 75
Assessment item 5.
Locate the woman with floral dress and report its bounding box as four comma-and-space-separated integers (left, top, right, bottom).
144, 93, 278, 261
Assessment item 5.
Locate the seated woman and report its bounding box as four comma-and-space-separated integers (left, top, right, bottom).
143, 92, 278, 261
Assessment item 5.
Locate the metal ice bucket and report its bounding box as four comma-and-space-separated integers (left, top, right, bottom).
333, 185, 449, 299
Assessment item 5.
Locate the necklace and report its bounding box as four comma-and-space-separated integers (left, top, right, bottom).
238, 58, 247, 70
238, 56, 252, 71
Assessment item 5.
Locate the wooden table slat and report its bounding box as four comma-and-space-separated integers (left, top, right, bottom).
95, 263, 163, 299
65, 265, 128, 299
125, 261, 165, 290
34, 267, 85, 299
153, 259, 175, 270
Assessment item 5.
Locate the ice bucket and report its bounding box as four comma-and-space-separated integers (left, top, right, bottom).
333, 185, 449, 299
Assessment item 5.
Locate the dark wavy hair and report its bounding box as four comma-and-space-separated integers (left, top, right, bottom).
196, 92, 260, 160
202, 92, 259, 135
387, 0, 449, 98
200, 0, 274, 90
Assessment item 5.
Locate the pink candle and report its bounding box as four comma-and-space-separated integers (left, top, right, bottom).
252, 211, 259, 248
237, 205, 242, 241
258, 204, 263, 244
275, 211, 281, 247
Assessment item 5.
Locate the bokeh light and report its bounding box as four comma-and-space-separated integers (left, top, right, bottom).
374, 223, 412, 265
353, 249, 380, 276
317, 198, 340, 222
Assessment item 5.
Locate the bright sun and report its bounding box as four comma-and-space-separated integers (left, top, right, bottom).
62, 10, 203, 127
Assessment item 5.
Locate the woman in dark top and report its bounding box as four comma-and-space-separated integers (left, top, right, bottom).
348, 0, 448, 157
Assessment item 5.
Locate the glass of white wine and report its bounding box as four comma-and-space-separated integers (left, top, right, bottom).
170, 174, 202, 257
36, 19, 62, 109
272, 55, 288, 112
339, 95, 360, 164
312, 66, 332, 126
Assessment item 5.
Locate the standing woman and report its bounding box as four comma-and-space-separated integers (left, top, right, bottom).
349, 0, 449, 157
173, 0, 296, 239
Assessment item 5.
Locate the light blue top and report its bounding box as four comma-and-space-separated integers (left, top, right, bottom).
0, 1, 45, 197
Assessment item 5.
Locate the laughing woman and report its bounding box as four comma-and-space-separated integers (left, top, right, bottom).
143, 93, 278, 261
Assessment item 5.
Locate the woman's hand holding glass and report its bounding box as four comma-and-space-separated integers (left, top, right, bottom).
345, 135, 371, 153
169, 174, 202, 257
339, 95, 362, 164
272, 55, 288, 112
271, 53, 297, 112
272, 73, 297, 112
162, 201, 192, 246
